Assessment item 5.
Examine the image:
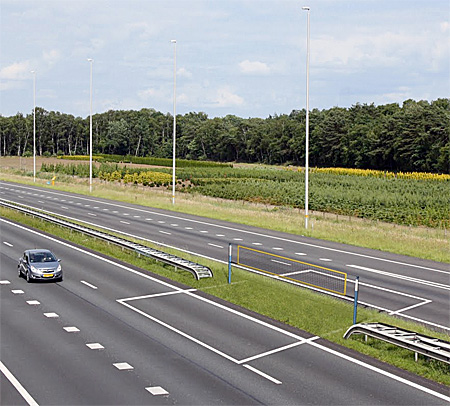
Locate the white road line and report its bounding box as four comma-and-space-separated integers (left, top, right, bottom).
146, 386, 169, 396
3, 241, 13, 246
243, 364, 282, 385
281, 269, 313, 277
61, 206, 68, 209
86, 343, 104, 350
216, 234, 225, 237
63, 326, 80, 332
295, 253, 307, 256
158, 221, 165, 224
81, 280, 98, 290
11, 289, 24, 294
43, 312, 59, 318
0, 360, 39, 406
159, 230, 171, 235
185, 227, 193, 229
113, 362, 133, 370
123, 213, 130, 216
200, 230, 209, 233
146, 218, 153, 221
238, 337, 319, 364
271, 259, 292, 266
389, 300, 432, 316
252, 242, 262, 246
88, 213, 97, 216
319, 258, 332, 262
347, 264, 450, 291
171, 224, 178, 226
233, 238, 243, 241
208, 243, 224, 249
0, 280, 11, 284
272, 247, 283, 250
133, 215, 140, 218
120, 289, 197, 302
26, 300, 40, 305
120, 221, 130, 225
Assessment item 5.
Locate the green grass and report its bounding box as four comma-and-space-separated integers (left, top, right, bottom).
1, 170, 448, 263
1, 206, 449, 386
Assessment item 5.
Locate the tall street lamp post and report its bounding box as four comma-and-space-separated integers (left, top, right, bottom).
171, 39, 177, 205
88, 58, 93, 193
31, 70, 36, 182
302, 6, 310, 229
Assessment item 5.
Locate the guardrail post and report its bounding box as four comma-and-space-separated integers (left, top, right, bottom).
353, 276, 359, 325
228, 243, 232, 284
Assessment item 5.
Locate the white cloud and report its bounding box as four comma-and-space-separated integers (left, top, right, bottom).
177, 67, 192, 78
43, 49, 61, 66
239, 60, 270, 74
440, 21, 450, 33
214, 86, 244, 107
0, 60, 33, 80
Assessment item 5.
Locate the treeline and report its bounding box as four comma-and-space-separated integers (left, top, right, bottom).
1, 98, 449, 173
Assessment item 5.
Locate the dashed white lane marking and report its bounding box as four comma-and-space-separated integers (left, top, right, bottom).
185, 227, 193, 230
0, 280, 11, 285
61, 206, 68, 209
159, 230, 171, 235
38, 200, 45, 203
113, 362, 133, 370
243, 364, 282, 385
208, 243, 224, 249
84, 204, 90, 207
272, 247, 283, 251
171, 224, 178, 226
26, 300, 40, 305
120, 221, 130, 225
123, 213, 130, 216
319, 258, 332, 262
133, 215, 140, 218
271, 259, 292, 266
94, 206, 99, 209
200, 230, 209, 233
233, 238, 243, 241
44, 312, 59, 318
216, 234, 225, 237
11, 290, 24, 294
158, 220, 165, 224
81, 280, 98, 290
112, 210, 119, 213
63, 326, 80, 332
295, 252, 307, 256
0, 361, 39, 406
146, 218, 153, 221
146, 386, 169, 396
88, 213, 97, 216
103, 208, 109, 211
86, 343, 104, 350
252, 242, 262, 246
3, 241, 13, 247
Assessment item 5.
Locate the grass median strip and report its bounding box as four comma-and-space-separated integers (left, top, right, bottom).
1, 206, 449, 386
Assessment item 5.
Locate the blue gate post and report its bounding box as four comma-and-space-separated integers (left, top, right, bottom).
353, 276, 359, 324
228, 243, 232, 284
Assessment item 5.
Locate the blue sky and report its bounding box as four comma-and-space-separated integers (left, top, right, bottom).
1, 0, 449, 118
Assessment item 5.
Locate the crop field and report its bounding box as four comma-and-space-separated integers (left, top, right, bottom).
36, 159, 450, 229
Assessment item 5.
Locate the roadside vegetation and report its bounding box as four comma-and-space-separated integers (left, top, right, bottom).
1, 206, 449, 386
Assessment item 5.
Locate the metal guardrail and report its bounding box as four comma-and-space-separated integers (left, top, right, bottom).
0, 198, 213, 280
344, 322, 450, 364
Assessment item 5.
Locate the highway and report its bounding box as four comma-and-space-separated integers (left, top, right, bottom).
1, 180, 449, 331
1, 218, 449, 405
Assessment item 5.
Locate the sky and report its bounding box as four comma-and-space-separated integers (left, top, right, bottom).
1, 0, 449, 119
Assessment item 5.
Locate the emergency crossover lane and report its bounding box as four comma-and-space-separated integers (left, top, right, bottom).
1, 218, 449, 405
0, 180, 449, 332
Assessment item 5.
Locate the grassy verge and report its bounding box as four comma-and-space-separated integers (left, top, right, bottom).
1, 206, 449, 386
1, 171, 449, 263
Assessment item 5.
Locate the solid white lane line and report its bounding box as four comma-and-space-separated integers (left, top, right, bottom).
208, 243, 224, 249
120, 221, 130, 225
119, 289, 197, 302
271, 259, 292, 266
81, 280, 98, 290
347, 264, 450, 291
146, 386, 169, 396
243, 364, 282, 385
159, 230, 171, 235
3, 241, 13, 247
0, 361, 39, 406
86, 343, 104, 350
113, 362, 133, 370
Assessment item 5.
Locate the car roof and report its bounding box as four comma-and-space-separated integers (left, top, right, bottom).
25, 249, 53, 255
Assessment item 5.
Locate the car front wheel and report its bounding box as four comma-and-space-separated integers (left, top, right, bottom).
26, 271, 32, 283
18, 267, 22, 278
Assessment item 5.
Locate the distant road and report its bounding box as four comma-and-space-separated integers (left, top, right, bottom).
1, 219, 448, 405
1, 180, 449, 331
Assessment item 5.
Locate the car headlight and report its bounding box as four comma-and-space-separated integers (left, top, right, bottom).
57, 264, 62, 272
30, 265, 39, 272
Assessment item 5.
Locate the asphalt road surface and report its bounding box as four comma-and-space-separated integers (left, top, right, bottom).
1, 218, 449, 405
1, 181, 448, 332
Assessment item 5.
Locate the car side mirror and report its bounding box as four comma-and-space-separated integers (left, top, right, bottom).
57, 259, 61, 262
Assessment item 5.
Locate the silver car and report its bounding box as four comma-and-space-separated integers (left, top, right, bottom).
18, 249, 63, 283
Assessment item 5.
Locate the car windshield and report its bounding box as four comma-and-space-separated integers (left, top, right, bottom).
30, 252, 56, 263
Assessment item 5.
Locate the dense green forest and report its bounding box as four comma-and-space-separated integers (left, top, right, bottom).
1, 98, 449, 173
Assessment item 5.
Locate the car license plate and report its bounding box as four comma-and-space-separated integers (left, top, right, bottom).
43, 273, 53, 278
